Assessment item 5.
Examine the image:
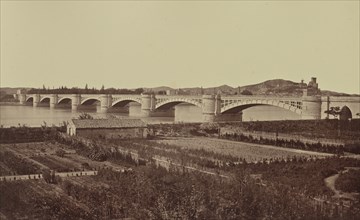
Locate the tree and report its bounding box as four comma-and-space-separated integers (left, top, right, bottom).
241, 89, 253, 95
42, 169, 56, 183
324, 106, 341, 119
134, 88, 144, 94
55, 149, 66, 157
85, 84, 88, 90
78, 112, 94, 120
158, 90, 166, 95
101, 85, 105, 91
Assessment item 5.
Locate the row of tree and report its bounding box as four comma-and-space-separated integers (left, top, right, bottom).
220, 132, 346, 154
27, 85, 144, 94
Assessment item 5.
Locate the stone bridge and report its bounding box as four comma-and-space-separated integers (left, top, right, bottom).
17, 92, 355, 122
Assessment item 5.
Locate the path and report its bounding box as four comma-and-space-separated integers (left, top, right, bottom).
324, 168, 359, 200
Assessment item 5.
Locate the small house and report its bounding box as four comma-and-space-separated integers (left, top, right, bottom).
67, 118, 148, 139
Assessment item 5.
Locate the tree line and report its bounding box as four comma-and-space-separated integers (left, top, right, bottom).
27, 85, 144, 94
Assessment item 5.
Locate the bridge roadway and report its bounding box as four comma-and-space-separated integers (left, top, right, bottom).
17, 93, 359, 122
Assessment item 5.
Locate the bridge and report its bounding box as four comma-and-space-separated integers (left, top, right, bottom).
15, 91, 356, 122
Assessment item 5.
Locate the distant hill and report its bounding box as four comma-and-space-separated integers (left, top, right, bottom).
143, 86, 173, 93
0, 87, 30, 100
1, 80, 358, 97
177, 79, 358, 97
0, 87, 30, 94
237, 79, 305, 96
173, 79, 306, 96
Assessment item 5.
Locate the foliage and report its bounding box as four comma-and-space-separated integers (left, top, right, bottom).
220, 132, 345, 154
27, 86, 144, 95
0, 126, 63, 143
0, 151, 41, 175
30, 156, 73, 172
199, 122, 220, 134
42, 169, 57, 184
324, 106, 341, 118
240, 89, 253, 95
55, 149, 65, 157
220, 119, 360, 141
78, 112, 94, 120
335, 169, 360, 193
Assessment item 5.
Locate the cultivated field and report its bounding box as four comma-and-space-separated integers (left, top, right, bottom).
153, 137, 333, 162
0, 142, 125, 176
1, 126, 359, 219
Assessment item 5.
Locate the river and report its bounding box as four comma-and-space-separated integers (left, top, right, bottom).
0, 103, 300, 127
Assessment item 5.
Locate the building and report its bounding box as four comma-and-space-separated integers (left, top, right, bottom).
67, 118, 148, 139
308, 77, 319, 89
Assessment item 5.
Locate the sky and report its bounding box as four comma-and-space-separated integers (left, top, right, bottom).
1, 1, 359, 94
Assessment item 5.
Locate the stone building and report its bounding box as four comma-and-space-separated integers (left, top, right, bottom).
67, 118, 148, 139
339, 106, 352, 121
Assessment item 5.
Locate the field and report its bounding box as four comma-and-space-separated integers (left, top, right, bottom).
153, 137, 332, 162
0, 142, 125, 176
1, 128, 360, 219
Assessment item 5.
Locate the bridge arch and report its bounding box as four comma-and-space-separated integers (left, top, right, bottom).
81, 98, 100, 105
26, 97, 34, 103
221, 100, 302, 115
112, 98, 141, 107
40, 97, 51, 103
58, 97, 72, 104
155, 98, 202, 111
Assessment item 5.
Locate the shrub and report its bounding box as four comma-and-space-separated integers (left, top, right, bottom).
55, 149, 66, 157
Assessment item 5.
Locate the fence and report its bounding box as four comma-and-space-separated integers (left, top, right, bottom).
0, 171, 98, 182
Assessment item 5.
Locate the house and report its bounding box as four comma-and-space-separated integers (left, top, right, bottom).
67, 118, 149, 139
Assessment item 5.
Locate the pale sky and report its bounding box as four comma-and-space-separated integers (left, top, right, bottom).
1, 1, 359, 94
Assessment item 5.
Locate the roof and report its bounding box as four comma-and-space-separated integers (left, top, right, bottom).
70, 119, 147, 129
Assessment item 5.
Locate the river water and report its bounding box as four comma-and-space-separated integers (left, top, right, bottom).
0, 104, 300, 127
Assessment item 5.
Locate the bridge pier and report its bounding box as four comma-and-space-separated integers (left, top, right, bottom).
141, 93, 156, 117
18, 94, 26, 105
301, 95, 322, 120
71, 94, 81, 111
33, 94, 40, 107
99, 94, 112, 113
202, 95, 221, 122
50, 94, 58, 109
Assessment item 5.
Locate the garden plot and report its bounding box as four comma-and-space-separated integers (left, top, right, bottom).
0, 142, 75, 157
154, 137, 332, 162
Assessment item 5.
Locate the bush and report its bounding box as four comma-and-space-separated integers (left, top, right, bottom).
335, 169, 360, 193
55, 149, 66, 157
344, 143, 360, 154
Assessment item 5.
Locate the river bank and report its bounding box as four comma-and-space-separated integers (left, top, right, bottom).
0, 102, 21, 106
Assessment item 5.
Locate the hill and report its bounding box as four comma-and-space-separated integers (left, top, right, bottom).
177, 79, 358, 96
1, 80, 358, 97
